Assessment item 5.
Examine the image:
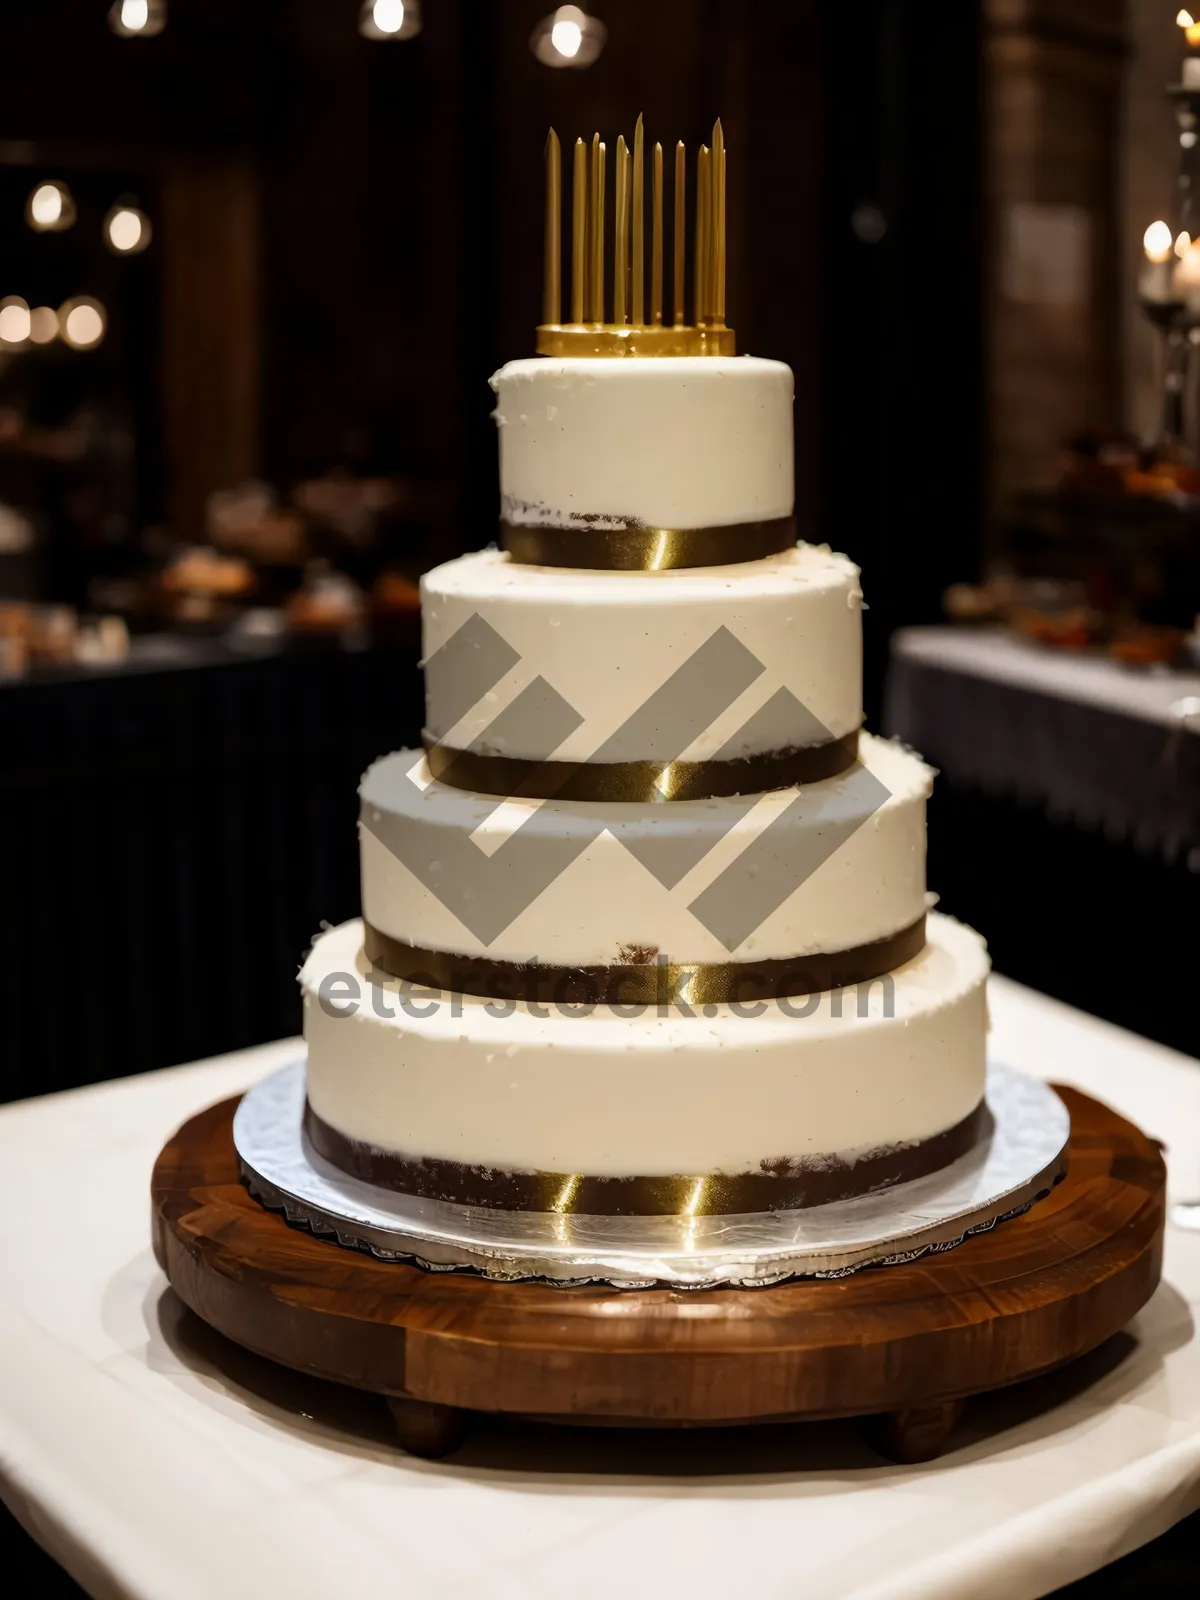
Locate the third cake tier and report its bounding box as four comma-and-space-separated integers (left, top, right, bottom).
360, 731, 931, 984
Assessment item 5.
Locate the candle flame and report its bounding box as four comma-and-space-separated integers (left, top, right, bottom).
1178, 9, 1194, 27
1145, 220, 1174, 263
1173, 239, 1200, 296
1177, 230, 1192, 258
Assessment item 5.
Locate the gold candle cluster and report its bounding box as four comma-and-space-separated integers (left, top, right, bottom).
538, 116, 734, 358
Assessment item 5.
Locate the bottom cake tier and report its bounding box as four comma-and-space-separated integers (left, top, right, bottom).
299, 912, 990, 1215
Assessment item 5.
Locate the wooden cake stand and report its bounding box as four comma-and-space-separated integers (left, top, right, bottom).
151, 1085, 1165, 1463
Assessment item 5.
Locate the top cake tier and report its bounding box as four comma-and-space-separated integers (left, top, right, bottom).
492, 356, 794, 536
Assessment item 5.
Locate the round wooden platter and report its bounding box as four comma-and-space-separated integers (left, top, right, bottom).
151, 1085, 1165, 1463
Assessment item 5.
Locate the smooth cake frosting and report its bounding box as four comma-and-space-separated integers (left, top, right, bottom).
491, 355, 794, 531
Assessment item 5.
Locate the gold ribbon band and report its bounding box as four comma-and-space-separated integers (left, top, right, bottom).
305, 1091, 984, 1215
422, 726, 859, 802
500, 515, 796, 572
363, 915, 926, 1006
534, 324, 738, 360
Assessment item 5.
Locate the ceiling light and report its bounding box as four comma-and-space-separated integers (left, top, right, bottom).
109, 0, 167, 36
59, 297, 107, 351
0, 298, 32, 346
28, 307, 58, 345
359, 0, 422, 40
104, 204, 152, 256
530, 6, 606, 69
26, 181, 76, 234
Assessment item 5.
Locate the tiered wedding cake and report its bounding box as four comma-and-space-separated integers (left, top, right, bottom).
300, 120, 990, 1216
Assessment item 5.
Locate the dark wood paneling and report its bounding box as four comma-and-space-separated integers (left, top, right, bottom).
161, 158, 260, 539
984, 0, 1128, 511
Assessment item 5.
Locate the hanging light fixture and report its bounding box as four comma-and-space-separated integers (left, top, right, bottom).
0, 298, 32, 347
104, 202, 153, 256
359, 0, 422, 41
109, 0, 167, 35
25, 180, 76, 233
28, 307, 58, 345
530, 6, 606, 68
58, 297, 107, 351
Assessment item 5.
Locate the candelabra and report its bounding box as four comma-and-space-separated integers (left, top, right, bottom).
1138, 12, 1200, 457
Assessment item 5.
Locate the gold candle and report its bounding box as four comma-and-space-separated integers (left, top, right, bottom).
673, 140, 686, 327
623, 140, 632, 319
571, 136, 586, 324
651, 140, 663, 325
614, 134, 628, 324
543, 128, 561, 326
631, 114, 644, 325
695, 144, 711, 325
591, 135, 606, 323
712, 119, 725, 325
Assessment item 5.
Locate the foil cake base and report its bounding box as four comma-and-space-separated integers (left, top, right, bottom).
233, 1060, 1070, 1289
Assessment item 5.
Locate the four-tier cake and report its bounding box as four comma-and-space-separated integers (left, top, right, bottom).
300, 118, 991, 1218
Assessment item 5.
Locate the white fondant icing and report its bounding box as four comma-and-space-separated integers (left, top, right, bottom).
491, 356, 795, 531
359, 733, 931, 964
421, 544, 863, 762
301, 913, 989, 1178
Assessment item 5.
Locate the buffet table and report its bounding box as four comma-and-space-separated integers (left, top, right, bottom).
0, 982, 1198, 1600
886, 626, 1200, 862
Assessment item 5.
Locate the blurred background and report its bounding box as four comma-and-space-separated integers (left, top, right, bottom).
2, 0, 1197, 1099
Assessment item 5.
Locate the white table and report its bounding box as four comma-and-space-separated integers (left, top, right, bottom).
891, 626, 1200, 730
886, 626, 1200, 871
1, 981, 1198, 1600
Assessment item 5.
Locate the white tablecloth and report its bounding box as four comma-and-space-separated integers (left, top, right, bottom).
886, 626, 1200, 865
891, 627, 1200, 730
1, 982, 1198, 1600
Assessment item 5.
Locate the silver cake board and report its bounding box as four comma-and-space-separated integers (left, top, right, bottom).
233, 1061, 1070, 1290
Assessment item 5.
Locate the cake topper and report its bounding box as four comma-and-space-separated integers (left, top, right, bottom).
538, 115, 734, 357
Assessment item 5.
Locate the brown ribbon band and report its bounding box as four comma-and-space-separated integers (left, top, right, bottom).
363, 915, 926, 1005
423, 726, 859, 802
500, 516, 796, 572
304, 1098, 989, 1216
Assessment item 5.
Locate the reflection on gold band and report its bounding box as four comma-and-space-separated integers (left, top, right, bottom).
304, 1095, 987, 1216
362, 915, 924, 1005
421, 726, 860, 802
535, 322, 735, 358
500, 514, 794, 571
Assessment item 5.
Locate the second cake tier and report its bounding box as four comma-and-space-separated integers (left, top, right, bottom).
420, 543, 862, 772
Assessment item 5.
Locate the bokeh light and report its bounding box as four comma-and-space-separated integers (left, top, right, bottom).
58, 297, 107, 351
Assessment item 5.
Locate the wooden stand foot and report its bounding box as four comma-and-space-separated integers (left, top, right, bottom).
386, 1396, 469, 1458
870, 1400, 962, 1463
